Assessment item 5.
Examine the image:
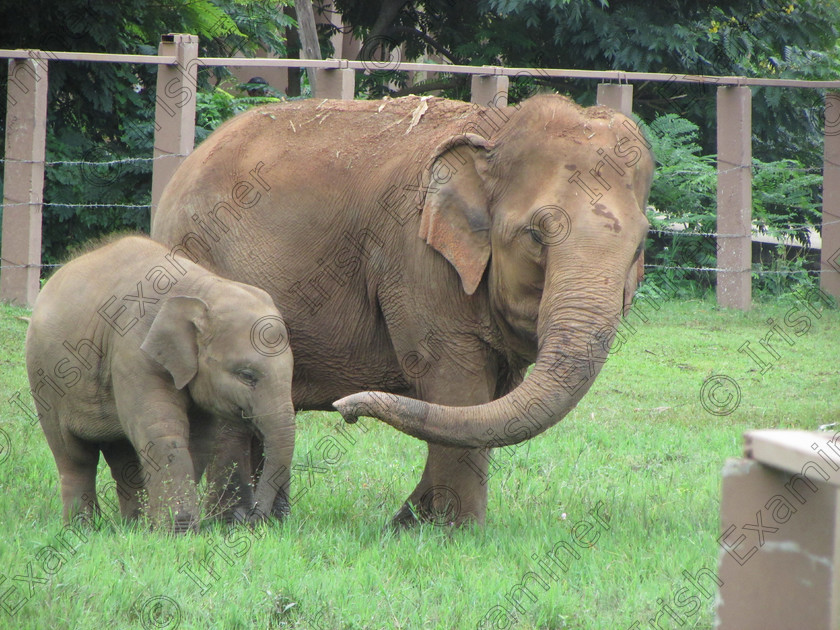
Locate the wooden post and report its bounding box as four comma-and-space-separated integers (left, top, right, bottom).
717, 430, 840, 628
0, 56, 48, 307
151, 34, 198, 224
596, 83, 633, 116
716, 86, 752, 310
470, 74, 509, 109
313, 67, 355, 99
821, 92, 840, 299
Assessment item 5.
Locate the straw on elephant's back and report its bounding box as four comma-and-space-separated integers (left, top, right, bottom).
201, 96, 484, 173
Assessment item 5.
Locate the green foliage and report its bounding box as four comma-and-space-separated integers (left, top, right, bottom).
0, 0, 293, 265
195, 87, 283, 142
42, 130, 152, 265
199, 0, 295, 85
751, 158, 822, 243
644, 114, 718, 225
751, 245, 818, 299
335, 0, 839, 162
639, 113, 822, 298
4, 0, 836, 279
356, 69, 411, 99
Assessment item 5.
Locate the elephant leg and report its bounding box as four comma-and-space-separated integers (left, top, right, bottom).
390, 368, 495, 529
189, 411, 218, 483
101, 440, 144, 520
44, 426, 100, 523
109, 380, 198, 533
200, 421, 255, 524
124, 420, 198, 533
391, 462, 433, 528
142, 439, 198, 532
393, 444, 490, 528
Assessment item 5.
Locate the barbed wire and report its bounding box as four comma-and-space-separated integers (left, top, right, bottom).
650, 221, 840, 236
643, 264, 829, 274
2, 258, 827, 275
662, 160, 838, 175
651, 228, 742, 238
0, 155, 188, 166
0, 159, 758, 176
0, 155, 834, 173
1, 202, 151, 209
0, 152, 833, 279
661, 165, 823, 176
0, 258, 63, 270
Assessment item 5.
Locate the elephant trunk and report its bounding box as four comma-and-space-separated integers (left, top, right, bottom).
333, 251, 625, 448
250, 399, 296, 520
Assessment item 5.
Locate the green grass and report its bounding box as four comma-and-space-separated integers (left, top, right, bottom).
1, 297, 838, 630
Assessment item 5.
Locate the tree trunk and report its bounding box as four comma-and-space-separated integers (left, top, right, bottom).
294, 0, 321, 94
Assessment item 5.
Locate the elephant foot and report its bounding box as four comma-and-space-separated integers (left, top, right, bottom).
213, 499, 256, 525
389, 491, 480, 530
228, 505, 250, 524
271, 493, 290, 520
387, 501, 465, 530
225, 498, 287, 526
67, 508, 100, 530
160, 511, 198, 534
246, 510, 269, 524
389, 502, 421, 530
223, 502, 265, 525
124, 507, 142, 521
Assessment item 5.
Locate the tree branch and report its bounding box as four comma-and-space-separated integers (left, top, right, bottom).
387, 25, 461, 65
366, 0, 411, 45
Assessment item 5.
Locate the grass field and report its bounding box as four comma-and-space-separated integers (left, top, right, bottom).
0, 295, 838, 630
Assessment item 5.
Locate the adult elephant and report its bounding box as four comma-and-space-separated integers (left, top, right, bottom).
152, 94, 653, 527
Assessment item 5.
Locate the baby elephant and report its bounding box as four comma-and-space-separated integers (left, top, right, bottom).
26, 235, 295, 532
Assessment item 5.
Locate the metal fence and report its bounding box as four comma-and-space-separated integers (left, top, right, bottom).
2, 33, 839, 309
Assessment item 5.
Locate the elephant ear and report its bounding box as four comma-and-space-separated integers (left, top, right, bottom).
623, 248, 645, 316
419, 133, 493, 296
140, 296, 208, 389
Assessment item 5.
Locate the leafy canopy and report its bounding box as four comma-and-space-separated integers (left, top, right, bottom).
0, 0, 292, 263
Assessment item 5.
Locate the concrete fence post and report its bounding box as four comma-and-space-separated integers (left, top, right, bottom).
821, 91, 840, 299
716, 430, 840, 628
716, 86, 752, 310
151, 34, 199, 224
0, 56, 49, 306
596, 83, 633, 115
313, 66, 355, 99
470, 73, 509, 109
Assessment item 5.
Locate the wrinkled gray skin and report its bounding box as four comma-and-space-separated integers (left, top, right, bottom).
152, 94, 652, 527
25, 236, 295, 532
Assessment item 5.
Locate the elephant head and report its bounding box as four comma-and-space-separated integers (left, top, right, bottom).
141, 286, 295, 519
335, 94, 652, 448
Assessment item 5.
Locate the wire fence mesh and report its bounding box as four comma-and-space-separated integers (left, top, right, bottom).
0, 153, 831, 281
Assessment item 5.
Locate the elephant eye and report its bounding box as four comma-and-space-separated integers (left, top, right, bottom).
525, 227, 544, 246
235, 368, 259, 386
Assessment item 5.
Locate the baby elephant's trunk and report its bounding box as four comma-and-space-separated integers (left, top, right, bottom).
250, 400, 296, 521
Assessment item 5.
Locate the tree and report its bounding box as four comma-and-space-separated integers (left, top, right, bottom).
294, 0, 323, 92
331, 0, 840, 161
0, 0, 293, 263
